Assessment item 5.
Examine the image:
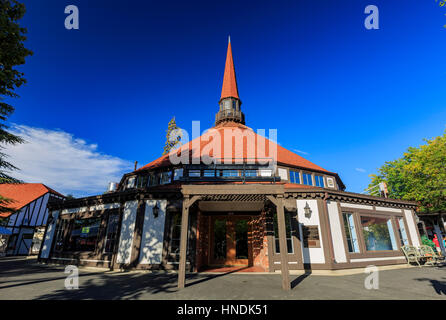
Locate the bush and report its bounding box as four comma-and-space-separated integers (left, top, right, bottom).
421, 235, 437, 251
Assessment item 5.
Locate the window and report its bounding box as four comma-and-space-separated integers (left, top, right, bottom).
343, 213, 359, 253
148, 174, 160, 186
160, 171, 172, 184
259, 169, 272, 177
188, 170, 201, 177
244, 170, 257, 177
302, 173, 313, 186
273, 212, 294, 254
173, 168, 183, 181
126, 176, 136, 189
289, 170, 300, 184
315, 175, 324, 187
136, 176, 148, 188
361, 216, 398, 251
67, 217, 102, 252
54, 219, 68, 252
168, 213, 190, 261
0, 217, 9, 227
103, 213, 120, 253
396, 217, 409, 246
203, 170, 215, 177
222, 170, 240, 177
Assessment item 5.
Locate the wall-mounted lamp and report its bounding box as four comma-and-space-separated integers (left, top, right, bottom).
304, 202, 312, 219
152, 202, 159, 218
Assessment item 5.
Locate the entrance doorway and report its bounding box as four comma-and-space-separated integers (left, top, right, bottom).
210, 216, 252, 266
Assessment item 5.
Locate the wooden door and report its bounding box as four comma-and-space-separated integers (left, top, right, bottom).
209, 215, 252, 266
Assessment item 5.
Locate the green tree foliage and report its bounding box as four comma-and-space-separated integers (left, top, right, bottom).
421, 235, 436, 251
162, 117, 182, 155
368, 130, 446, 214
0, 0, 33, 213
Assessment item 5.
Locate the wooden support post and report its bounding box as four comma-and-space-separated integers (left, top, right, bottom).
178, 197, 190, 289
276, 196, 291, 290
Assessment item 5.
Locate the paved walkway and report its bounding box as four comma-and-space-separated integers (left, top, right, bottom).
0, 257, 445, 300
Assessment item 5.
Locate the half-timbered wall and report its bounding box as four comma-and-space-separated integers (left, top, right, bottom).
297, 199, 325, 264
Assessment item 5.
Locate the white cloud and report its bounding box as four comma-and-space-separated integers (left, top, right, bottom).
291, 148, 309, 156
355, 168, 367, 173
3, 125, 132, 197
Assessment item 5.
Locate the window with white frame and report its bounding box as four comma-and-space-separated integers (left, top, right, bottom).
342, 212, 360, 253
361, 216, 398, 251
396, 217, 409, 246
302, 172, 313, 186
289, 170, 300, 184
273, 212, 294, 254
314, 175, 324, 187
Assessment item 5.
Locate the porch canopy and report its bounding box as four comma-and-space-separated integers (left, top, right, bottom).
177, 184, 291, 290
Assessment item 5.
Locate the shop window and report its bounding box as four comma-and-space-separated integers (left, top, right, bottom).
314, 175, 324, 187
302, 173, 313, 186
103, 213, 120, 253
273, 212, 294, 254
289, 170, 300, 184
396, 217, 409, 246
68, 217, 102, 252
168, 213, 190, 261
361, 216, 398, 251
343, 213, 359, 253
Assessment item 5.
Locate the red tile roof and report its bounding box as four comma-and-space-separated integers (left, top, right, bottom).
137, 122, 331, 174
0, 183, 63, 217
220, 38, 239, 100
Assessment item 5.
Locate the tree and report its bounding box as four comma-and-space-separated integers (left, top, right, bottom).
368, 130, 446, 214
0, 0, 33, 213
162, 117, 182, 155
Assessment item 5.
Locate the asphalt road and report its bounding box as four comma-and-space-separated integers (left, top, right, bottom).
0, 257, 445, 300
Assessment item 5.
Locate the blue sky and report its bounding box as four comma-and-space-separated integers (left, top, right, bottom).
6, 0, 446, 196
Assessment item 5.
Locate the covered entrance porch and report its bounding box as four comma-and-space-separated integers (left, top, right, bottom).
178, 184, 291, 290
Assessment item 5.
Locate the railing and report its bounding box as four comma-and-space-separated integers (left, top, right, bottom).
215, 110, 245, 124
180, 162, 280, 184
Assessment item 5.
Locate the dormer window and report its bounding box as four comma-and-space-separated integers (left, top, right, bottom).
302, 173, 313, 186
314, 175, 324, 187
126, 176, 136, 189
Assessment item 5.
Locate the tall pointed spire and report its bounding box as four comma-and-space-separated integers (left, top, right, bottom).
215, 37, 245, 126
220, 36, 239, 101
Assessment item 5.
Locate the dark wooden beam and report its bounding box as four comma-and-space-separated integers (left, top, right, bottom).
177, 196, 190, 289
275, 195, 290, 290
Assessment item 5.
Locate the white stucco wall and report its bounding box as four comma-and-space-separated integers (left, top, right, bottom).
297, 199, 325, 264
138, 200, 167, 264
116, 200, 139, 264
404, 209, 420, 247
39, 210, 59, 259
326, 201, 347, 263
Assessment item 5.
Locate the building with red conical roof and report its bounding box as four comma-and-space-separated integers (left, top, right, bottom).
39, 39, 421, 290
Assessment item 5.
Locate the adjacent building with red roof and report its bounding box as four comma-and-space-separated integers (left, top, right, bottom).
0, 183, 64, 256
38, 39, 421, 290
